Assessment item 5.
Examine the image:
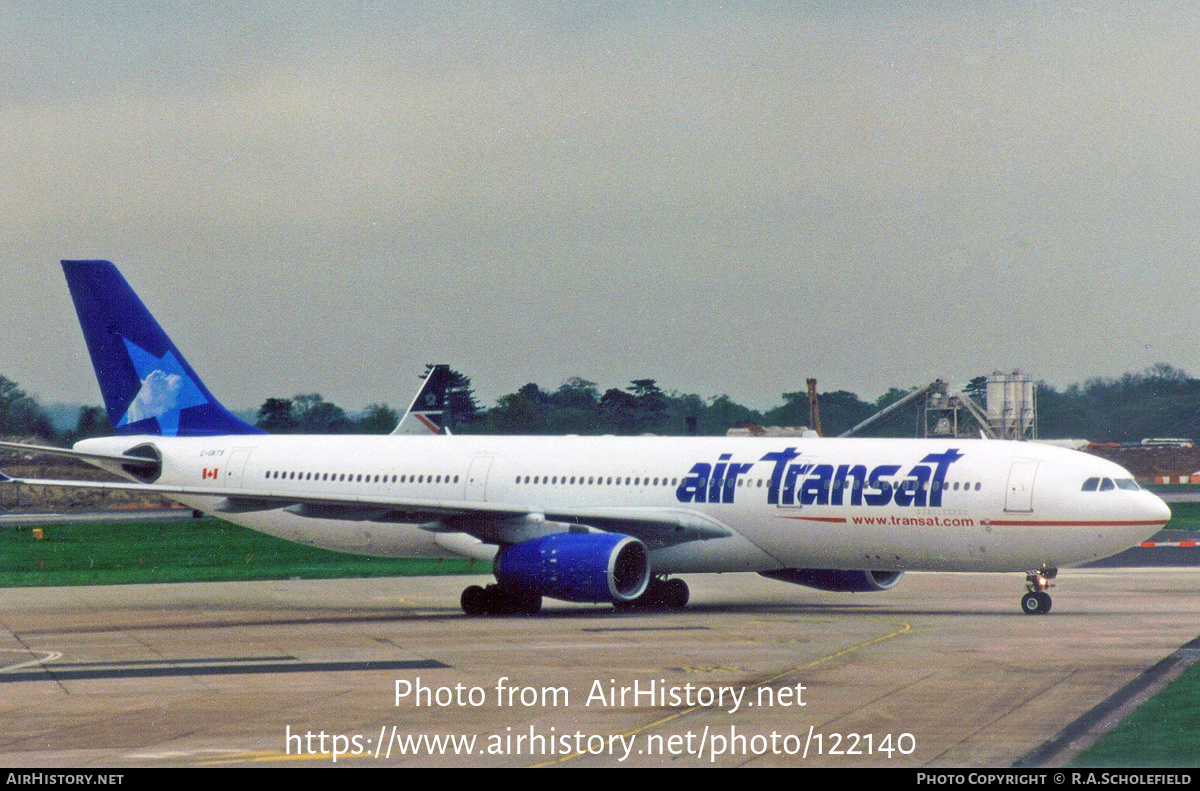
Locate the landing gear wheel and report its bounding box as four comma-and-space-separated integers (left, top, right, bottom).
483, 584, 507, 615
511, 588, 543, 616
614, 577, 689, 611
1021, 590, 1052, 615
468, 584, 542, 616
665, 578, 689, 610
1021, 568, 1056, 615
461, 585, 487, 616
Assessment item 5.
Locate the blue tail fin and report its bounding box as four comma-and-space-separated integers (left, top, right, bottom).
62, 260, 264, 437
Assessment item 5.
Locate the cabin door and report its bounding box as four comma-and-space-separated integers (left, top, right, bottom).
465, 455, 494, 501
224, 449, 254, 488
1004, 460, 1039, 512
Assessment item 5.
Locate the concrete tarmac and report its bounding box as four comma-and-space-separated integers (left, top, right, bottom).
1, 568, 1197, 768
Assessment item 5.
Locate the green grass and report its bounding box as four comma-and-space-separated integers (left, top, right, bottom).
1165, 501, 1200, 531
1069, 660, 1200, 767
0, 518, 488, 587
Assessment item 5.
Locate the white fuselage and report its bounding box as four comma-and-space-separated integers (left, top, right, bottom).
77, 434, 1169, 575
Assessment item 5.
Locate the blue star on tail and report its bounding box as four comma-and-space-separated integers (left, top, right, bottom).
117, 338, 209, 436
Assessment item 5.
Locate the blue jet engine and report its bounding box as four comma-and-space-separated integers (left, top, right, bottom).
494, 532, 650, 603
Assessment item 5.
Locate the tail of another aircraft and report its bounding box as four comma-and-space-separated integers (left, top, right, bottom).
392, 364, 453, 435
62, 260, 263, 437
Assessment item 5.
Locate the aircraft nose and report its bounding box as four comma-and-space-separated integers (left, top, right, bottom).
1144, 491, 1172, 526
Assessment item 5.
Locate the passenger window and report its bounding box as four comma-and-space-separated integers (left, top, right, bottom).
1082, 477, 1099, 492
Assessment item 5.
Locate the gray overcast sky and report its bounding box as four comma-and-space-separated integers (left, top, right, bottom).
3, 2, 1199, 414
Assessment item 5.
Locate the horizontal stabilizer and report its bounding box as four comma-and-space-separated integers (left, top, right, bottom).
0, 440, 159, 468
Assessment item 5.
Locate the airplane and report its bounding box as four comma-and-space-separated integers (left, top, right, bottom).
0, 260, 1172, 616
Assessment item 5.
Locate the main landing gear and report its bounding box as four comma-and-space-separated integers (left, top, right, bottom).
1020, 568, 1057, 615
460, 584, 542, 616
614, 576, 690, 612
459, 577, 691, 616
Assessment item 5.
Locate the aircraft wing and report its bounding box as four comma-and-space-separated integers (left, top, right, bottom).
0, 472, 730, 548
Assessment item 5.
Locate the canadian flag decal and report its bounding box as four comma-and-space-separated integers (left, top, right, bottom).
202, 467, 219, 480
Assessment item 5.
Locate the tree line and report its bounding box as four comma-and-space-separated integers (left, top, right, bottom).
2, 363, 1199, 444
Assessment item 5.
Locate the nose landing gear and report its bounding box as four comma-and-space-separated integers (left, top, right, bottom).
1020, 568, 1056, 615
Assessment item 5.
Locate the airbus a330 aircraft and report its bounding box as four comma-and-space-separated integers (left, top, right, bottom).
0, 261, 1171, 616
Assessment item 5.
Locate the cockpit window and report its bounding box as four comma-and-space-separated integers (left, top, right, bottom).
1083, 476, 1140, 492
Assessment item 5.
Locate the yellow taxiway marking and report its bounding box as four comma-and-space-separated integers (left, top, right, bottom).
197, 750, 361, 765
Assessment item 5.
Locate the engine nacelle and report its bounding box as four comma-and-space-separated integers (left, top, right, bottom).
493, 533, 650, 603
759, 568, 905, 593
